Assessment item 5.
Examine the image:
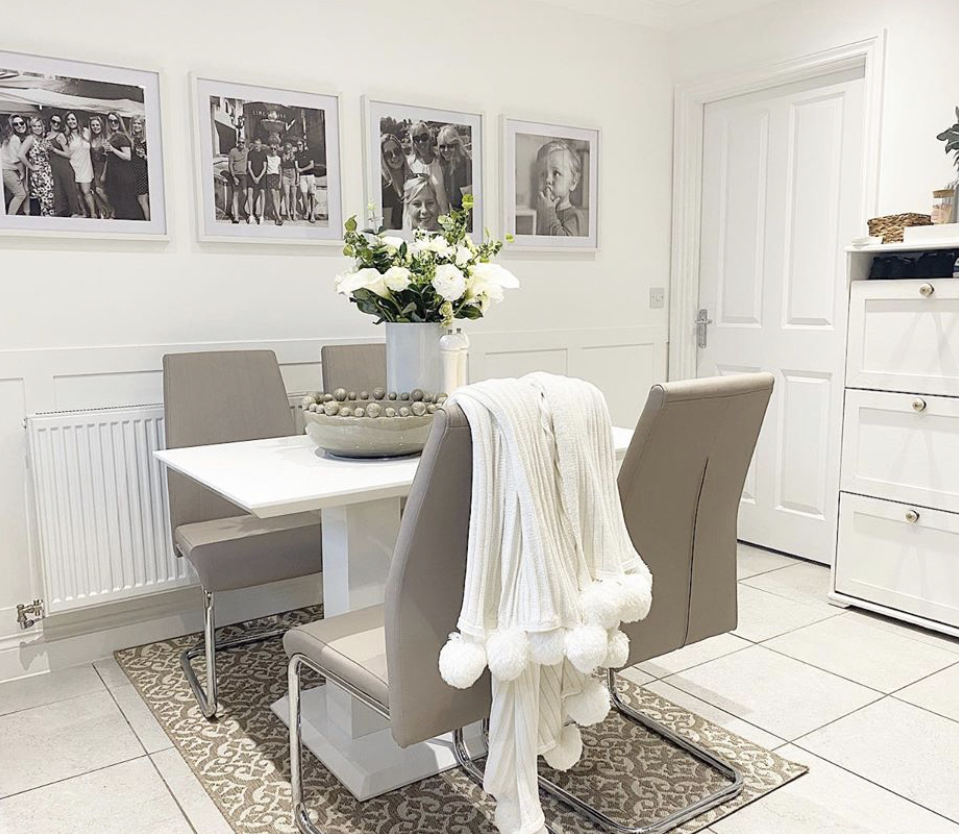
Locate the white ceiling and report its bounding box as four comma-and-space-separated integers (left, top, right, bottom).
529, 0, 782, 31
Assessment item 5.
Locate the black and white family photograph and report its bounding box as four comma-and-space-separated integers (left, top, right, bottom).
0, 51, 166, 237
192, 77, 342, 243
365, 98, 484, 241
504, 118, 598, 250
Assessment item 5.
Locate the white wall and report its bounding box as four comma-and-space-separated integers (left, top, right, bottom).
0, 0, 673, 677
671, 0, 959, 218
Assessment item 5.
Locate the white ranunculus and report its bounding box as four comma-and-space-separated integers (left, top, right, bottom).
336, 267, 390, 298
470, 261, 520, 289
432, 264, 467, 301
426, 236, 453, 258
384, 266, 412, 292
455, 245, 473, 267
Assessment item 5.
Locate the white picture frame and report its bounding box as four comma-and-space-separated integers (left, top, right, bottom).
0, 49, 168, 239
191, 73, 343, 244
502, 116, 599, 251
362, 95, 485, 243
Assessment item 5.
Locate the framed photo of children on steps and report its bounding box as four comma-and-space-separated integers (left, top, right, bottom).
191, 74, 343, 244
0, 50, 167, 239
503, 117, 599, 250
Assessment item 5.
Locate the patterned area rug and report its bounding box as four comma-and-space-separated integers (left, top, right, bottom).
116, 609, 806, 834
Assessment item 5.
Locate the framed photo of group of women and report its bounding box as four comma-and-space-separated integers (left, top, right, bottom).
0, 50, 167, 238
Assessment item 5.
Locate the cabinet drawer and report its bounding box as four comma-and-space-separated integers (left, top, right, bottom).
846, 279, 959, 396
836, 493, 959, 627
841, 389, 959, 513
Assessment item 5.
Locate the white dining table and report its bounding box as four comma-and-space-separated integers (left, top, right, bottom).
154, 426, 634, 800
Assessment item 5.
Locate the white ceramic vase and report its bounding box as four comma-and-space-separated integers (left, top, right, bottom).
385, 322, 445, 394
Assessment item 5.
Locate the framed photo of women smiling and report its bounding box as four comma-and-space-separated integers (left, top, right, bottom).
362, 96, 485, 243
503, 117, 599, 250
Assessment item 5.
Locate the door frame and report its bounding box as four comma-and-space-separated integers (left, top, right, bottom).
668, 34, 886, 381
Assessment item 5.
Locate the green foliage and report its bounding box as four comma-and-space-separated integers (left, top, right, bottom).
937, 106, 959, 166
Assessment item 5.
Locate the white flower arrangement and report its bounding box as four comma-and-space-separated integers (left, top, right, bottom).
335, 195, 518, 326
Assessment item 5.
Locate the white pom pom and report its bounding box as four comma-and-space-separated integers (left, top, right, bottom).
565, 679, 611, 726
617, 570, 653, 623
438, 633, 487, 689
565, 624, 609, 674
529, 629, 566, 666
579, 580, 622, 629
543, 724, 583, 771
603, 629, 630, 669
486, 629, 530, 681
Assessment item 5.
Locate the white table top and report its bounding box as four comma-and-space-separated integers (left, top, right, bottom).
155, 426, 635, 518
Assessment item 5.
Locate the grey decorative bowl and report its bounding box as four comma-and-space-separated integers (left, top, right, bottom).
304, 409, 433, 459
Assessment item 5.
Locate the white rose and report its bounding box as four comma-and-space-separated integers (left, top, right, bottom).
426, 236, 453, 258
384, 266, 412, 292
335, 267, 390, 298
455, 245, 473, 267
432, 264, 467, 301
470, 262, 520, 289
380, 235, 406, 254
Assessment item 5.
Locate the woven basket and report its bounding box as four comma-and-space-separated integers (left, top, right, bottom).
867, 213, 933, 244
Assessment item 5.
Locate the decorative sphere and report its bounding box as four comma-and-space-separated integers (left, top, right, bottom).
398, 406, 411, 417
366, 403, 382, 418
333, 388, 347, 402
400, 392, 410, 401
387, 392, 398, 400
353, 407, 365, 417
338, 406, 352, 417
308, 403, 319, 412
427, 403, 437, 413
411, 388, 425, 402
300, 395, 317, 409
372, 387, 386, 400
384, 407, 396, 418
411, 401, 427, 416
359, 391, 370, 401
322, 393, 334, 403
436, 393, 448, 404
323, 402, 339, 416
423, 393, 435, 404
348, 391, 357, 401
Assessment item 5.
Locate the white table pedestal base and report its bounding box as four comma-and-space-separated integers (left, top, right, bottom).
272, 685, 485, 801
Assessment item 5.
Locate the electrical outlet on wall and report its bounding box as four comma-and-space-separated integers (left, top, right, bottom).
649, 287, 666, 309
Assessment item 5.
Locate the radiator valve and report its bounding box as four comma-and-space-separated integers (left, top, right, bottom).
16, 599, 44, 630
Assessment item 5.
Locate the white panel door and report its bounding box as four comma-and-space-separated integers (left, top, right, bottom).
697, 68, 865, 564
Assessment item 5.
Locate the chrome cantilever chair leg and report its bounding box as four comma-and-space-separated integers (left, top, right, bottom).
180, 589, 289, 720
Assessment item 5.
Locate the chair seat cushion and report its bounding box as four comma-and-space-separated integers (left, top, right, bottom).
174, 513, 322, 592
283, 605, 389, 711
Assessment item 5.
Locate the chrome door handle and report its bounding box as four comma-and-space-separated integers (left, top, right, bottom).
696, 308, 713, 349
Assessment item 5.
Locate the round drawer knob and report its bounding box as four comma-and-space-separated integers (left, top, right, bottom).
919, 283, 935, 297
912, 398, 927, 412
905, 509, 921, 524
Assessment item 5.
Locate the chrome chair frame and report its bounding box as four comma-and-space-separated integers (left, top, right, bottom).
287, 655, 743, 834
181, 589, 288, 720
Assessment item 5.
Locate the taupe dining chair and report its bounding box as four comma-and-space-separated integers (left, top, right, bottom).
283, 372, 773, 834
163, 350, 323, 720
320, 343, 386, 393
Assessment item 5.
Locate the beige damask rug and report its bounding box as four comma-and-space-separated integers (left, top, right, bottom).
115, 608, 806, 834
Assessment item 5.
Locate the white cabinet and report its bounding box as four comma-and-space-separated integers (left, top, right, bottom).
832, 252, 959, 637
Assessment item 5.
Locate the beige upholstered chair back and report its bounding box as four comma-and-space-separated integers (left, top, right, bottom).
320, 343, 387, 394
163, 350, 295, 533
384, 403, 491, 748
618, 373, 774, 667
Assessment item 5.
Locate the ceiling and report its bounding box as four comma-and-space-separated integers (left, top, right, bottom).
529, 0, 782, 31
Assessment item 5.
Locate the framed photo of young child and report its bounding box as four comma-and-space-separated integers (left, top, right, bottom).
362, 96, 485, 243
503, 117, 599, 250
191, 74, 343, 244
0, 49, 167, 239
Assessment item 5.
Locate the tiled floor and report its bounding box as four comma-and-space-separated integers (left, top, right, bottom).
2, 544, 958, 833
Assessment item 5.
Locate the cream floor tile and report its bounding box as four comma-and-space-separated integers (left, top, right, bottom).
733, 585, 842, 643
642, 679, 785, 750
0, 665, 104, 717
736, 544, 798, 580
764, 615, 959, 692
741, 561, 832, 609
800, 698, 959, 823
638, 634, 751, 679
93, 657, 132, 690
152, 747, 234, 834
711, 744, 959, 834
894, 662, 959, 723
618, 666, 655, 687
111, 684, 173, 753
0, 757, 192, 834
0, 690, 142, 798
665, 645, 880, 740
845, 610, 959, 656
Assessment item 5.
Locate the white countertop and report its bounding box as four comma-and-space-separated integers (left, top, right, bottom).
154, 426, 635, 518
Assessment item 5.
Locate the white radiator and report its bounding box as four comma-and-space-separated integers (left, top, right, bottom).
26, 405, 193, 615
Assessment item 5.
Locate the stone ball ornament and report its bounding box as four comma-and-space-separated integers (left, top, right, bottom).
299, 389, 449, 459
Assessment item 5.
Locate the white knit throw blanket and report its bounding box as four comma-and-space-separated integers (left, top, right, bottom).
439, 373, 653, 834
